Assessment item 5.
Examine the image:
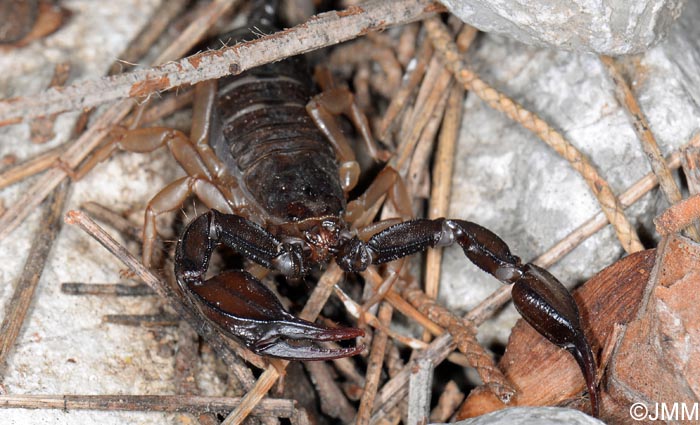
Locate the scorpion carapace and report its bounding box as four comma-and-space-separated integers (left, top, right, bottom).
106, 0, 597, 413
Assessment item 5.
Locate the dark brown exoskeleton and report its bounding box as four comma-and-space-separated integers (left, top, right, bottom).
101, 2, 598, 414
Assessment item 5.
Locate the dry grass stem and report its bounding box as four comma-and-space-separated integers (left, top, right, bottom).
0, 0, 442, 126
0, 180, 68, 375
356, 302, 393, 425
0, 0, 240, 241
64, 210, 257, 389
102, 313, 180, 327
0, 142, 65, 190
402, 285, 514, 402
424, 17, 643, 254
61, 282, 154, 297
0, 394, 296, 417
467, 132, 700, 325
378, 41, 433, 141
395, 53, 453, 171
425, 86, 464, 315
600, 55, 699, 241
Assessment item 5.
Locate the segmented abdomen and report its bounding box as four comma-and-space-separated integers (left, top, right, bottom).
212, 32, 345, 223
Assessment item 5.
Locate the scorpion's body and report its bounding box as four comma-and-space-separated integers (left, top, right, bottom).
212, 37, 345, 226
103, 3, 599, 414
201, 24, 353, 274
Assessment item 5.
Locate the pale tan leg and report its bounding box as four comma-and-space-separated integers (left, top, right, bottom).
73, 126, 214, 182
307, 86, 389, 163
142, 176, 233, 268
189, 80, 227, 178
307, 68, 391, 192
345, 166, 412, 228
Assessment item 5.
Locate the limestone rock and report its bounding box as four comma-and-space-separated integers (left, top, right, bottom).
434, 407, 603, 425
441, 0, 686, 54
440, 0, 700, 346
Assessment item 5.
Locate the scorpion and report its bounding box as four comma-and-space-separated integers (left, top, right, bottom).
95, 1, 598, 414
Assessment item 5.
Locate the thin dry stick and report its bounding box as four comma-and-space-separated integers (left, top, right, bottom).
425, 86, 463, 313
0, 0, 240, 240
356, 302, 393, 425
81, 201, 143, 242
0, 180, 68, 374
64, 210, 257, 390
395, 52, 453, 171
61, 282, 154, 296
402, 285, 514, 402
108, 0, 190, 76
467, 132, 700, 325
222, 264, 346, 425
102, 313, 179, 327
406, 82, 451, 197
0, 394, 296, 417
304, 361, 356, 422
377, 41, 433, 141
424, 17, 643, 255
370, 334, 455, 424
0, 142, 66, 190
599, 55, 699, 241
407, 356, 434, 424
0, 0, 443, 126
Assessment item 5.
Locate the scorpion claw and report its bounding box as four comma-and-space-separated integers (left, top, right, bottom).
511, 264, 599, 417
256, 337, 365, 360
176, 269, 364, 360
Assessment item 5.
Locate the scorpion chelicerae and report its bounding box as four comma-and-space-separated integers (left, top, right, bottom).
99, 1, 598, 414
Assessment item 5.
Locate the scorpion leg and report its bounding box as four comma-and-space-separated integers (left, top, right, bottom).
338, 218, 598, 415
307, 68, 391, 191
142, 176, 232, 268
175, 210, 365, 360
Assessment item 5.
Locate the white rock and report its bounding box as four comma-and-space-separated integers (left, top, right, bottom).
441, 0, 687, 54
440, 1, 700, 346
433, 407, 603, 425
0, 1, 197, 424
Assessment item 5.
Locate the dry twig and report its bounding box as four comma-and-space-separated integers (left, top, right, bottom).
0, 180, 68, 375
64, 210, 258, 389
0, 0, 443, 126
424, 18, 643, 254
467, 132, 700, 326
600, 55, 698, 241
0, 0, 241, 241
0, 394, 296, 417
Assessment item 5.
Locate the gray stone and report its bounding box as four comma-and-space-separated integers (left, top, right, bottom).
0, 1, 206, 424
432, 407, 604, 425
440, 1, 700, 346
441, 0, 687, 54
